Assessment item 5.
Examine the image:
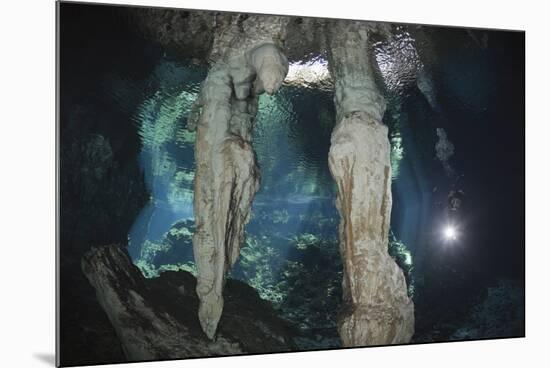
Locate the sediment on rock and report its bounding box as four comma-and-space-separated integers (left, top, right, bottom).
81, 245, 296, 362
188, 14, 290, 339
326, 19, 415, 347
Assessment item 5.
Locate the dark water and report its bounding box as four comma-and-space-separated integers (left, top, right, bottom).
60, 2, 524, 351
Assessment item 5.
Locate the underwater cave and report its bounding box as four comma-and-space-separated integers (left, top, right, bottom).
58, 2, 525, 366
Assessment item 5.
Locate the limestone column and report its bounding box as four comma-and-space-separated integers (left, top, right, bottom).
326, 20, 414, 346
188, 15, 289, 340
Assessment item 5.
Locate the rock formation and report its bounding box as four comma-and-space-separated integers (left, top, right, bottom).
81, 245, 296, 362
326, 19, 415, 346
187, 15, 289, 339
435, 127, 456, 177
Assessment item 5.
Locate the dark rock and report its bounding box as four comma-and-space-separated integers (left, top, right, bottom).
130, 7, 219, 61
81, 245, 297, 363
58, 262, 126, 366
449, 279, 525, 341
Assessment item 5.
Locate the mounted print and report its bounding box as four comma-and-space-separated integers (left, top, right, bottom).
56, 1, 525, 366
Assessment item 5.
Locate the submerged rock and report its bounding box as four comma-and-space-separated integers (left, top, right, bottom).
81, 245, 296, 362
326, 20, 414, 346
189, 15, 289, 339
435, 127, 455, 177
449, 279, 525, 341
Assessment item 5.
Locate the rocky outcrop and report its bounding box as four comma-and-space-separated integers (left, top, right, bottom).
326, 20, 414, 347
131, 8, 218, 61
187, 15, 289, 340
81, 245, 296, 362
131, 10, 325, 64
435, 127, 455, 177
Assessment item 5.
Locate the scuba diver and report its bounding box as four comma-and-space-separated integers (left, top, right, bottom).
442, 189, 465, 242
447, 190, 465, 214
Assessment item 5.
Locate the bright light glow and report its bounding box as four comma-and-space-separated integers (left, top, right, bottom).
285, 58, 330, 86
443, 225, 458, 241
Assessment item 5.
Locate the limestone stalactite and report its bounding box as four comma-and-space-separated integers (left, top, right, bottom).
326, 20, 415, 346
188, 15, 289, 340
